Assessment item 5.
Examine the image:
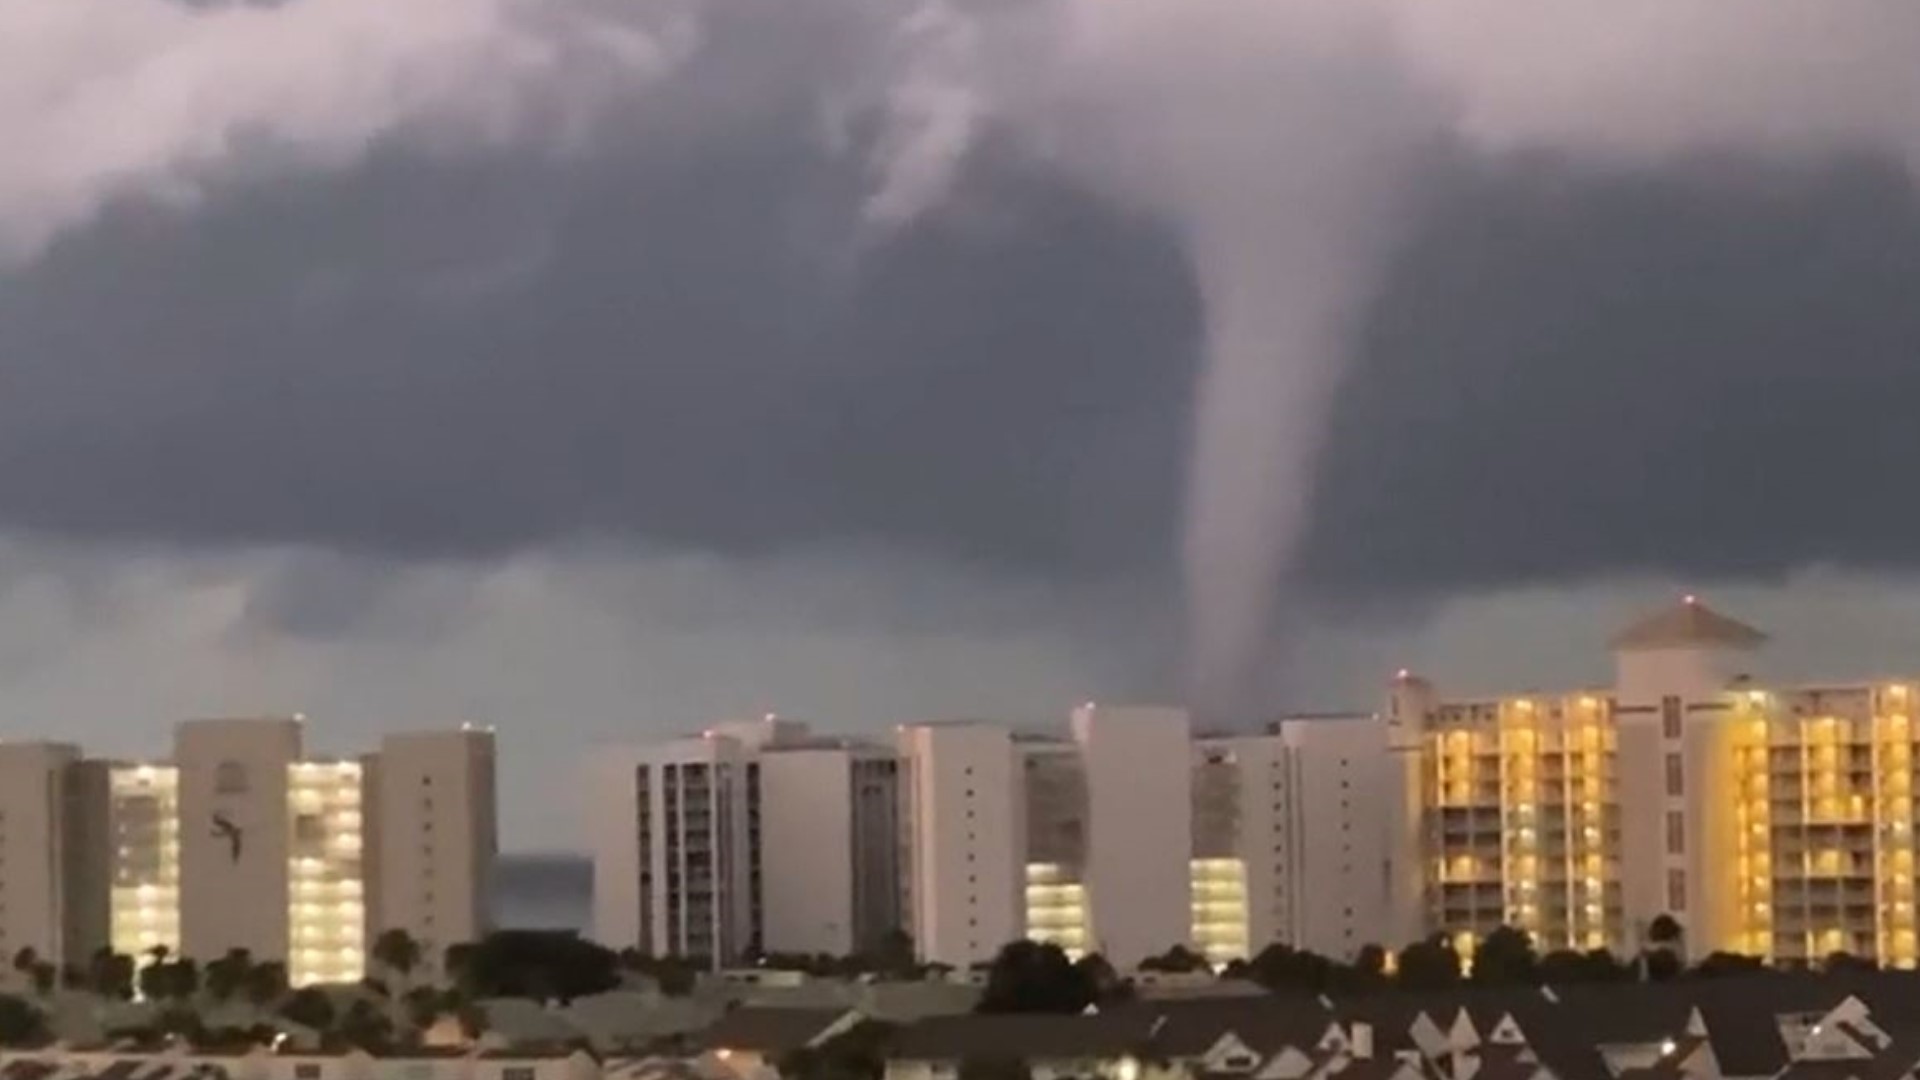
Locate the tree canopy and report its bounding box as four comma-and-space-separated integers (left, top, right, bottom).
976, 941, 1096, 1014
450, 930, 619, 1003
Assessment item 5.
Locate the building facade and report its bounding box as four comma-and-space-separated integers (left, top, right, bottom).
592, 717, 905, 967
1393, 596, 1920, 969
585, 597, 1920, 972
363, 728, 500, 969
896, 721, 1024, 970
898, 706, 1397, 970
0, 742, 90, 971
0, 718, 494, 984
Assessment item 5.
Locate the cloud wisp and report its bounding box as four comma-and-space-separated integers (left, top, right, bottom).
0, 0, 697, 260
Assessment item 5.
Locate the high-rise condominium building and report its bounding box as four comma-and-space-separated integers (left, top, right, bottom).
0, 719, 495, 984
898, 706, 1396, 969
0, 742, 90, 971
591, 717, 903, 967
363, 728, 500, 968
1392, 596, 1920, 968
897, 721, 1023, 968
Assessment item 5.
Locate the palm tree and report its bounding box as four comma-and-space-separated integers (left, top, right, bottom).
87, 948, 136, 1001
373, 930, 426, 1032
1647, 913, 1684, 949
244, 961, 288, 1009
402, 985, 444, 1035
443, 941, 481, 999
158, 957, 200, 1004
10, 948, 37, 991
279, 986, 337, 1033
137, 947, 169, 1003
205, 949, 253, 1003
374, 930, 424, 986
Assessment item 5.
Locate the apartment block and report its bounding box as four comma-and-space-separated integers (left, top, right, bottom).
1394, 596, 1920, 969
1273, 714, 1404, 958
0, 742, 91, 970
364, 728, 499, 967
592, 717, 904, 967
0, 718, 494, 985
106, 763, 181, 960
902, 706, 1399, 970
1074, 705, 1194, 966
177, 718, 306, 968
758, 737, 902, 957
897, 721, 1023, 970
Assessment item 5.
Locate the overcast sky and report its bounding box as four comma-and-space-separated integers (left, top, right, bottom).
5, 0, 1920, 847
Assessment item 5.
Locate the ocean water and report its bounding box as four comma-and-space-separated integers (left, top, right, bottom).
491, 853, 593, 932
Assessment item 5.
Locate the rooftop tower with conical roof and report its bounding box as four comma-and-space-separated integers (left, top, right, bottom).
1611, 594, 1766, 706
1609, 594, 1766, 958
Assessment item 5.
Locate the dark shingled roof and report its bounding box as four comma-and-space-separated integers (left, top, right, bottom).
888, 1011, 1167, 1061
698, 1007, 852, 1054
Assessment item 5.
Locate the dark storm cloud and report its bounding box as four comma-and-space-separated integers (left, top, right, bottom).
3, 69, 1920, 603
1304, 151, 1920, 595
0, 125, 1197, 579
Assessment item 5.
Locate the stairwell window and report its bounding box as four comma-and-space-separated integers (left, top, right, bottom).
1665, 753, 1684, 797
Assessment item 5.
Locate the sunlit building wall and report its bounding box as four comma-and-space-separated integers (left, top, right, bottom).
287, 759, 367, 987
1189, 858, 1248, 965
907, 709, 1397, 969
1396, 683, 1622, 954
108, 764, 180, 959
1721, 685, 1920, 968
99, 718, 494, 982
1024, 863, 1090, 958
1022, 741, 1088, 958
1396, 597, 1920, 969
177, 718, 302, 968
1191, 739, 1250, 965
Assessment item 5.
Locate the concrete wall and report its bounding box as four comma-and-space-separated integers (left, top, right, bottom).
1614, 646, 1738, 945
587, 750, 645, 952
61, 758, 113, 963
176, 718, 301, 962
897, 723, 1020, 968
0, 742, 81, 969
1200, 733, 1287, 957
849, 753, 904, 950
1282, 715, 1395, 958
1072, 705, 1192, 967
758, 747, 856, 955
373, 729, 498, 959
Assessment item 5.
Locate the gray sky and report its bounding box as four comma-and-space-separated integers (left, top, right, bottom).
5, 0, 1920, 847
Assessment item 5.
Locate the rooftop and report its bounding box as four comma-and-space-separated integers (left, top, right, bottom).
1610, 596, 1767, 652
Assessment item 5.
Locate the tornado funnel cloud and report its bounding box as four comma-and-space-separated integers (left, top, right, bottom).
1179, 209, 1406, 722
1183, 283, 1344, 720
